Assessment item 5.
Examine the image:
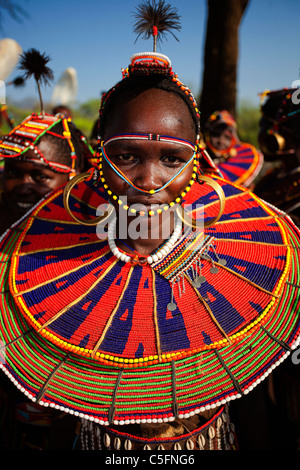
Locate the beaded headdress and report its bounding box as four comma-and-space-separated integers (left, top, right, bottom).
93, 5, 219, 220
0, 1, 299, 452
0, 112, 79, 177
203, 110, 264, 187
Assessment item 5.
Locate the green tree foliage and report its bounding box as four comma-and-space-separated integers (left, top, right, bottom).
237, 100, 261, 147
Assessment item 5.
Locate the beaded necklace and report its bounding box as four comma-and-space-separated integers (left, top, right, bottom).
107, 211, 183, 265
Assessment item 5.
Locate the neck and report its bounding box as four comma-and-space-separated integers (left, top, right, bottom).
114, 210, 176, 257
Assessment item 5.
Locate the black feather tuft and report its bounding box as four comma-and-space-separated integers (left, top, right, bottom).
132, 0, 181, 46
18, 48, 54, 86
11, 76, 25, 87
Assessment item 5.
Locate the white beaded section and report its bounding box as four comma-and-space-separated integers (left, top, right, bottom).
107, 215, 182, 265
130, 51, 172, 67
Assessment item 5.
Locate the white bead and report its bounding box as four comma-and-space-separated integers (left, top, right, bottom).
147, 256, 153, 263
152, 254, 159, 262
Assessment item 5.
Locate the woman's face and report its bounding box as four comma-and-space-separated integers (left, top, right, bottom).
102, 88, 196, 213
209, 126, 233, 151
3, 139, 69, 216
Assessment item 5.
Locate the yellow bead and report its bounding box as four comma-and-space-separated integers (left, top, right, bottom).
149, 189, 155, 194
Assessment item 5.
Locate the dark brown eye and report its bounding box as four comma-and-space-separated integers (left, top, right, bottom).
118, 154, 135, 161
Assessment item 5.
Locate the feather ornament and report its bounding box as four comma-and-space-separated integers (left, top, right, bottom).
132, 0, 181, 52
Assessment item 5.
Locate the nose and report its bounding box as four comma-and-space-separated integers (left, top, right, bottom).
132, 161, 163, 193
15, 181, 36, 195
18, 172, 35, 185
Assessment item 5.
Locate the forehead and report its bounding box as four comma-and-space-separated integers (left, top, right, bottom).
103, 88, 195, 143
4, 158, 49, 172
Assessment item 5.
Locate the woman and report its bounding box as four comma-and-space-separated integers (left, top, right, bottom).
203, 110, 264, 188
0, 51, 299, 451
0, 112, 91, 236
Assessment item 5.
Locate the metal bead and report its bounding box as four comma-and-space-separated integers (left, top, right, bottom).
218, 258, 227, 266
167, 302, 176, 311
210, 266, 219, 274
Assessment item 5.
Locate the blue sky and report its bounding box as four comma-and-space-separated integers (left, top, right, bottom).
2, 0, 300, 110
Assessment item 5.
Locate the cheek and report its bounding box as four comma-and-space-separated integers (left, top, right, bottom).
46, 175, 69, 191
166, 163, 194, 199
102, 161, 127, 195
3, 179, 16, 193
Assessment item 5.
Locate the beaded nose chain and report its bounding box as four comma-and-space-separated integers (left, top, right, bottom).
95, 133, 200, 217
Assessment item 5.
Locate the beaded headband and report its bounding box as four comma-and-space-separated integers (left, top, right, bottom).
0, 112, 78, 176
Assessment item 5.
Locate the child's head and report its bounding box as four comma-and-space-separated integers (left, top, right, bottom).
0, 113, 89, 216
